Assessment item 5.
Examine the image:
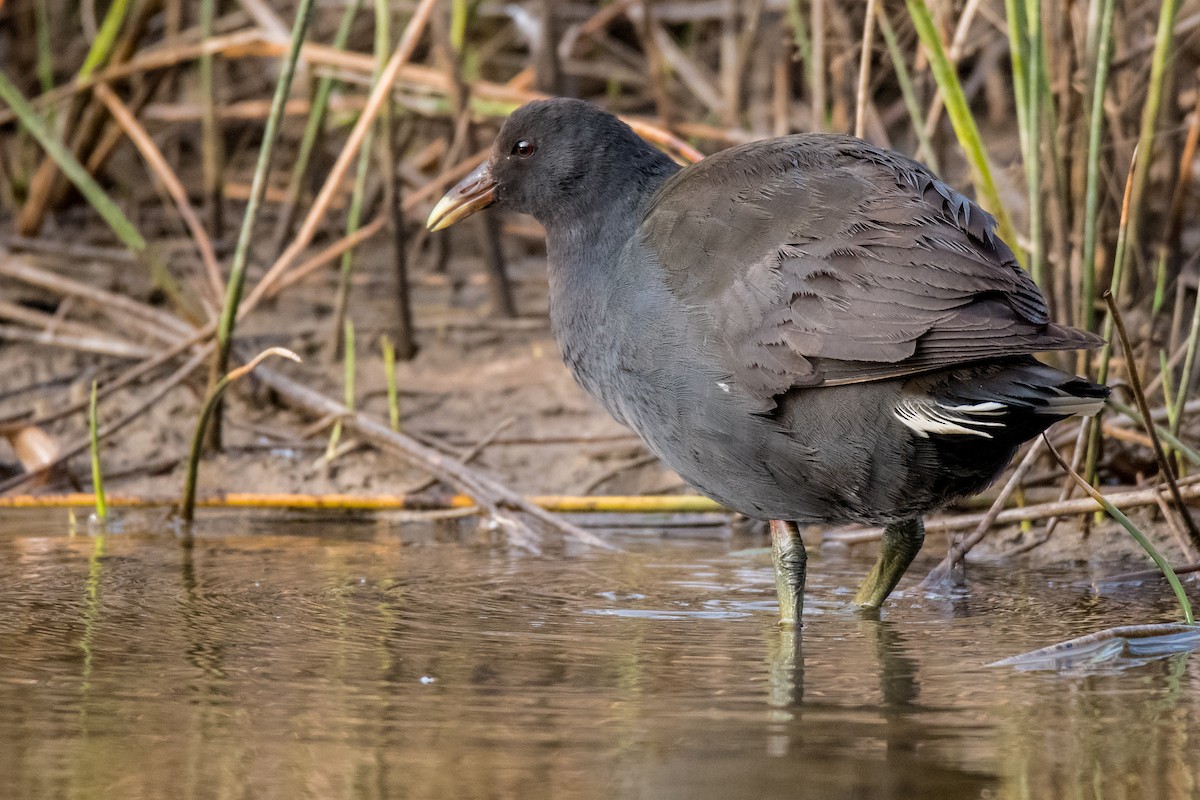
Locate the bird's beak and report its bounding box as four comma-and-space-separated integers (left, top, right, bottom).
426, 160, 497, 231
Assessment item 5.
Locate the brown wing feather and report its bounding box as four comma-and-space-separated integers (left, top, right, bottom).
638, 134, 1100, 406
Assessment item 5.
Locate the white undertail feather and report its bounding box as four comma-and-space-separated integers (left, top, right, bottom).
893, 399, 1004, 439
1038, 390, 1106, 417
893, 391, 1106, 439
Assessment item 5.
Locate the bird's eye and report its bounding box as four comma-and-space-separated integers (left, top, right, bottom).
512, 139, 536, 158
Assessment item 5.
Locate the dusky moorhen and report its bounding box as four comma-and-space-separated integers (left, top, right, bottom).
427, 98, 1107, 623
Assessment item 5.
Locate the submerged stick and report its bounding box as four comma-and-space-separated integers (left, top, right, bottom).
991, 623, 1200, 668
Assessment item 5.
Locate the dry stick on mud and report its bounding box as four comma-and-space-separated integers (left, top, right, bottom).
0, 347, 212, 495
830, 479, 1200, 544
0, 329, 212, 433
399, 417, 517, 495
2, 246, 600, 552
0, 209, 392, 433
0, 323, 155, 360
0, 309, 602, 551
0, 296, 156, 358
0, 250, 194, 343
250, 363, 615, 553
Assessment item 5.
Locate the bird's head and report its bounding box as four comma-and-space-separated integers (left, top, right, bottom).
426, 98, 669, 232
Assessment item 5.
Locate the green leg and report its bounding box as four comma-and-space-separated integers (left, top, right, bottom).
854, 517, 925, 609
770, 519, 807, 626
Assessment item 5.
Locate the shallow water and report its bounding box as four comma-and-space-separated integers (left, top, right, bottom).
1, 513, 1198, 800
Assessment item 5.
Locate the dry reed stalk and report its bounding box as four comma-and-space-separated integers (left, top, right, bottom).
246, 0, 439, 312
854, 0, 878, 140
92, 83, 224, 304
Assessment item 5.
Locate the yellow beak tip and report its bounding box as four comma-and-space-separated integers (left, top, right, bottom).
425, 160, 497, 232
425, 197, 454, 231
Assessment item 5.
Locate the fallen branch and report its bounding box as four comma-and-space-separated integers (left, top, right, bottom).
828, 479, 1200, 544
990, 623, 1200, 669
0, 249, 194, 342
251, 363, 617, 552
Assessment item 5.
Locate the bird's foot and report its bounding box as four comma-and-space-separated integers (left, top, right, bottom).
853, 517, 925, 608
770, 520, 807, 626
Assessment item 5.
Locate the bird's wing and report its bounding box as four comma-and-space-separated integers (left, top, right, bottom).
636, 134, 1100, 409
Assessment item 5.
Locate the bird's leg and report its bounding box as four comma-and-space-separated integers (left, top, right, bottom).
854, 517, 925, 609
770, 519, 807, 626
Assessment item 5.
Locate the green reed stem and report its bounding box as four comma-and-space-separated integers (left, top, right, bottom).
78, 0, 130, 79
0, 71, 146, 251
34, 0, 54, 94
326, 320, 356, 460
273, 0, 362, 255
381, 334, 400, 432
1173, 292, 1200, 439
786, 0, 815, 115
327, 132, 374, 357
208, 0, 315, 447
450, 0, 468, 53
1079, 0, 1115, 332
1003, 0, 1029, 168
199, 0, 225, 241
327, 0, 388, 359
88, 381, 107, 521
1022, 0, 1044, 286
875, 2, 938, 172
1084, 145, 1138, 486
907, 0, 1020, 255
1126, 0, 1180, 263
181, 348, 300, 523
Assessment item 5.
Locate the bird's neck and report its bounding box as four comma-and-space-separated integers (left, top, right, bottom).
543, 152, 679, 289
540, 152, 679, 405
